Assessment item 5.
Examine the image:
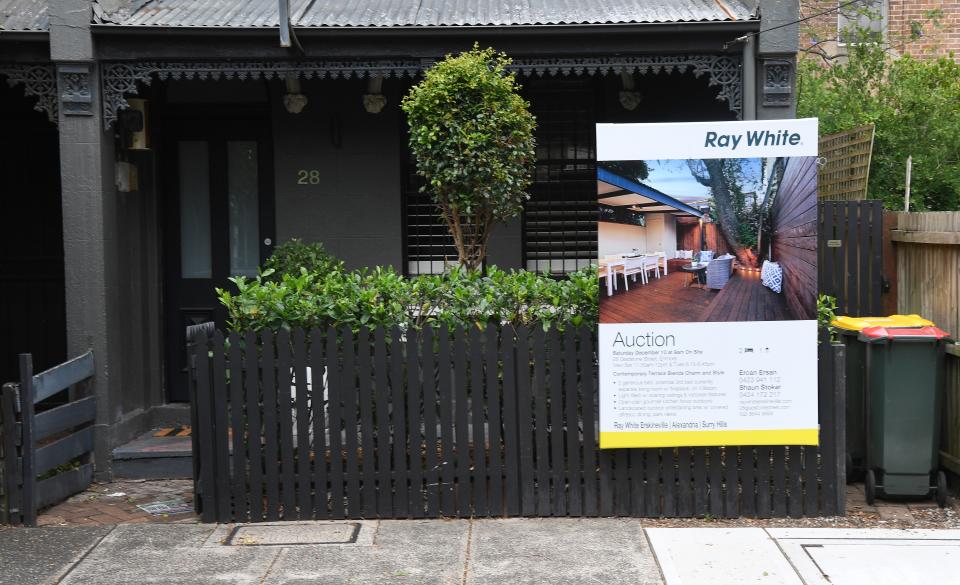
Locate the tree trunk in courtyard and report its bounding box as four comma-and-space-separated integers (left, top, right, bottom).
688, 159, 759, 268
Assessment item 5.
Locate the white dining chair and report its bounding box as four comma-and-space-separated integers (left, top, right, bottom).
619, 257, 645, 291
653, 250, 668, 275
640, 255, 660, 284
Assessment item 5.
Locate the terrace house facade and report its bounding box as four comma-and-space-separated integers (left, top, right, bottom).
0, 0, 801, 473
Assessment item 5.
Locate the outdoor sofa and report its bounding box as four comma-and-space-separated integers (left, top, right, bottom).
705, 255, 735, 290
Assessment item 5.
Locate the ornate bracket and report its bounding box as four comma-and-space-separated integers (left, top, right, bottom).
761, 57, 794, 107
0, 64, 58, 124
101, 54, 742, 128
58, 63, 95, 116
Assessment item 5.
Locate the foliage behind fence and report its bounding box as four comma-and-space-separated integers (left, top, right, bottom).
190, 326, 845, 522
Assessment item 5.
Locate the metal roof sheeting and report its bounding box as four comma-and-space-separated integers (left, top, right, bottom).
1, 0, 48, 31
96, 0, 756, 28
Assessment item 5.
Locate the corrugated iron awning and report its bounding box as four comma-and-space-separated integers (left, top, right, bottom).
93, 0, 756, 29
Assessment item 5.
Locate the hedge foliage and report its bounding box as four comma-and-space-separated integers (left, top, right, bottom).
217, 240, 597, 333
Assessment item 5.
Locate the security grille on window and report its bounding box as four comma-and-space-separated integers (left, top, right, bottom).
523, 80, 598, 275
403, 156, 459, 275
838, 0, 886, 45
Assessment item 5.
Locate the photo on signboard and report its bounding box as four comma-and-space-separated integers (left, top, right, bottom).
598, 155, 817, 324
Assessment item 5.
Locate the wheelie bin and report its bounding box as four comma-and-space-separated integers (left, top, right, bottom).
831, 315, 935, 482
857, 325, 952, 506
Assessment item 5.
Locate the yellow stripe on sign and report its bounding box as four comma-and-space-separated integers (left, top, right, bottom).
599, 429, 820, 449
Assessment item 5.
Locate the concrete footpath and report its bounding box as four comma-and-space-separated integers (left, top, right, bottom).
2, 520, 960, 585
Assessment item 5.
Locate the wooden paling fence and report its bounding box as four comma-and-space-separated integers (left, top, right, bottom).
190, 326, 846, 522
890, 211, 960, 477
1, 352, 96, 526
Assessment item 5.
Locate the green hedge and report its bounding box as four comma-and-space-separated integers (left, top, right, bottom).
217, 243, 598, 333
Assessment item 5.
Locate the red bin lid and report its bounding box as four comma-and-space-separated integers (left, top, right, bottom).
859, 326, 951, 340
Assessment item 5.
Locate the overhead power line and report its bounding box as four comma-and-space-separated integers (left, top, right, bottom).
724, 0, 873, 48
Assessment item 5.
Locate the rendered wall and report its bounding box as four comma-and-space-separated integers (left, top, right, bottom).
599, 221, 647, 257
272, 78, 404, 271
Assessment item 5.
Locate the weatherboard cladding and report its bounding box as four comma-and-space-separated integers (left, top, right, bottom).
96, 0, 755, 28
0, 0, 48, 31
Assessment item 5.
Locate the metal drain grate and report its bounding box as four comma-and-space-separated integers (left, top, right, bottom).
226, 522, 361, 546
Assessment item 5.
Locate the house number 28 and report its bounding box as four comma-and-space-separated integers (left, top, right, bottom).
297, 169, 321, 185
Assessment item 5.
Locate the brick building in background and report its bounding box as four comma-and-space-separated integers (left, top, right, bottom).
800, 0, 960, 60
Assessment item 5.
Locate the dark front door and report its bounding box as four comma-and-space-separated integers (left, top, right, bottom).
163, 119, 274, 401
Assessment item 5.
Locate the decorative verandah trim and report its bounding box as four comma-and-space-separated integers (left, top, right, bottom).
0, 63, 58, 123
100, 54, 742, 129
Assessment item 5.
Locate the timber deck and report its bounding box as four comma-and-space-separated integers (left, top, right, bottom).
600, 269, 795, 323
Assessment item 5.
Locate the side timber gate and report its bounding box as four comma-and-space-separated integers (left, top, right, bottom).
819, 201, 884, 316
190, 326, 846, 522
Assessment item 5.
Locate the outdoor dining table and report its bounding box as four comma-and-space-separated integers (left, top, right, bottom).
598, 258, 626, 297
599, 253, 661, 296
680, 262, 709, 288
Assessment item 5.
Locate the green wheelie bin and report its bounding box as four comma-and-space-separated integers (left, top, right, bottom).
857, 324, 952, 506
832, 315, 935, 483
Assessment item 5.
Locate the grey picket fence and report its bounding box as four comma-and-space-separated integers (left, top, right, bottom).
1, 352, 96, 526
189, 326, 845, 522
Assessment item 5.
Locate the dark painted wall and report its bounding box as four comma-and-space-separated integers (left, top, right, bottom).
770, 156, 818, 320
271, 78, 405, 271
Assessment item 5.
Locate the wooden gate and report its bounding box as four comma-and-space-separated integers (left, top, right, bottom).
190, 326, 846, 522
1, 352, 96, 526
819, 201, 884, 316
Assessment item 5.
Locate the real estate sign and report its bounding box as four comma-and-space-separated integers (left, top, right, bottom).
597, 119, 819, 449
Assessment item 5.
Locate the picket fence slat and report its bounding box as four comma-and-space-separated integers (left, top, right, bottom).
327, 327, 346, 520
187, 326, 847, 523
563, 328, 581, 517
486, 324, 503, 516
437, 326, 455, 516
471, 326, 489, 517
374, 328, 393, 517
532, 328, 550, 517
547, 328, 565, 516
228, 332, 246, 521
453, 327, 470, 517
260, 330, 280, 520
407, 327, 424, 518
391, 328, 409, 518
342, 328, 361, 519
422, 327, 440, 517
310, 329, 329, 519
579, 330, 598, 518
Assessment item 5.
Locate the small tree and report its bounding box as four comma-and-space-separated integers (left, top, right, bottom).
402, 45, 536, 271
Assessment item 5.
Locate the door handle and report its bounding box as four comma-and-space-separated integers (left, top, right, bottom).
264, 238, 273, 246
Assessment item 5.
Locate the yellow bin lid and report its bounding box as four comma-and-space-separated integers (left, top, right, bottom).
832, 314, 935, 331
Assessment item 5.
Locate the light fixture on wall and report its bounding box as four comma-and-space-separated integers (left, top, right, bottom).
619, 72, 642, 111
363, 76, 387, 114
283, 73, 308, 114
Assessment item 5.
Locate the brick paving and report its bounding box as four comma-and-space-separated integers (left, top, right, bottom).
37, 479, 197, 527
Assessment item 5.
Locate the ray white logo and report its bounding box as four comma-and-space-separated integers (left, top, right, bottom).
704, 129, 803, 151
596, 118, 818, 160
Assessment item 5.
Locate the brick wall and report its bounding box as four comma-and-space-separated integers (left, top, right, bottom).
800, 0, 960, 60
